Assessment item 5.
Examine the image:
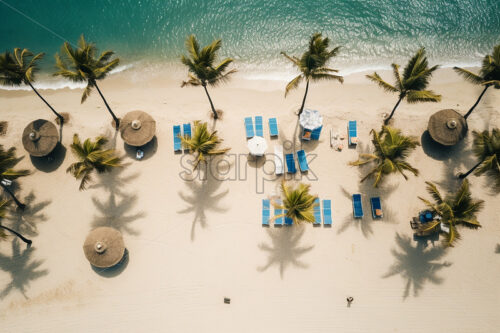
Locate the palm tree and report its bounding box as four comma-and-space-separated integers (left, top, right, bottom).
67, 134, 122, 190
281, 32, 343, 117
459, 128, 500, 185
0, 49, 64, 124
271, 181, 318, 224
181, 35, 236, 120
180, 121, 230, 170
54, 35, 120, 129
0, 199, 32, 246
350, 126, 419, 187
418, 180, 483, 247
0, 145, 30, 209
454, 44, 500, 119
367, 48, 441, 124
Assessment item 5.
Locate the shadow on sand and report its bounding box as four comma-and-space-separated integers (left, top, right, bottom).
178, 166, 229, 241
6, 191, 51, 237
29, 143, 67, 173
383, 233, 451, 299
91, 248, 129, 278
0, 240, 48, 299
495, 244, 500, 254
123, 136, 158, 161
257, 224, 314, 278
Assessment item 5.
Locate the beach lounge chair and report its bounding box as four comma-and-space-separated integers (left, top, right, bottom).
255, 116, 263, 137
284, 209, 293, 226
348, 121, 358, 146
274, 199, 283, 226
245, 117, 254, 139
352, 194, 363, 218
274, 145, 284, 175
285, 153, 296, 173
297, 150, 309, 172
323, 199, 332, 225
370, 197, 383, 219
313, 198, 321, 225
269, 118, 279, 137
311, 126, 322, 140
262, 199, 270, 226
183, 123, 191, 139
173, 125, 182, 152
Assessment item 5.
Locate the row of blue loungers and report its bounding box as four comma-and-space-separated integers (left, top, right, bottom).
285, 150, 308, 173
245, 116, 279, 138
262, 198, 333, 226
352, 194, 383, 219
173, 123, 192, 152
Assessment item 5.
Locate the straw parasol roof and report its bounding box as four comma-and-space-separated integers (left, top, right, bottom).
299, 109, 323, 130
247, 136, 268, 156
120, 110, 156, 146
428, 109, 467, 146
22, 119, 59, 157
83, 227, 125, 268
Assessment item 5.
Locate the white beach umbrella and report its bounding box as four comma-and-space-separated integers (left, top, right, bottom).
247, 136, 268, 156
299, 109, 323, 130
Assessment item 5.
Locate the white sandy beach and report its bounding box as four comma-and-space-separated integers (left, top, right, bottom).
0, 67, 499, 332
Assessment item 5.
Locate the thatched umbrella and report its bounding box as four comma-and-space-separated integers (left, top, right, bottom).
22, 119, 59, 157
120, 110, 156, 146
428, 109, 467, 146
83, 227, 125, 268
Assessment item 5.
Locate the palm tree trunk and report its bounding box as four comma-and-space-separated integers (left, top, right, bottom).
298, 80, 310, 117
0, 182, 25, 210
464, 85, 489, 119
458, 159, 483, 179
27, 81, 64, 123
0, 225, 32, 246
93, 81, 120, 129
203, 85, 218, 119
384, 96, 403, 125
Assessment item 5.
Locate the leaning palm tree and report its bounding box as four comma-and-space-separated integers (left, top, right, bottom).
453, 44, 500, 119
367, 48, 441, 124
418, 180, 483, 247
181, 35, 236, 120
0, 199, 32, 246
66, 134, 122, 190
350, 126, 419, 187
180, 121, 230, 170
271, 181, 318, 224
0, 145, 30, 209
459, 128, 500, 185
281, 32, 343, 117
0, 49, 64, 124
54, 35, 120, 129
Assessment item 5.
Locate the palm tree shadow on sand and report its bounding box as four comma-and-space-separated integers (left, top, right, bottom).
383, 233, 451, 299
495, 244, 500, 253
178, 167, 229, 241
89, 165, 140, 197
257, 225, 314, 279
337, 142, 398, 238
6, 191, 51, 237
0, 240, 48, 299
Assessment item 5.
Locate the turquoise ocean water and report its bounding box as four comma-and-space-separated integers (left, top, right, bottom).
1, 0, 499, 86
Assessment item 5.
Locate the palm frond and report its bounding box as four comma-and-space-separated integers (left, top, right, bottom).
406, 90, 441, 103
453, 67, 484, 85
366, 72, 398, 93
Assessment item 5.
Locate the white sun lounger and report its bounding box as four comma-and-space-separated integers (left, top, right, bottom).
274, 145, 284, 175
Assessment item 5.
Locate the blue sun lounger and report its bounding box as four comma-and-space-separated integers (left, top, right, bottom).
284, 209, 293, 226
268, 118, 279, 137
348, 121, 358, 146
297, 150, 309, 172
370, 197, 383, 219
182, 123, 191, 150
352, 194, 363, 218
262, 199, 270, 226
173, 125, 182, 152
313, 198, 321, 225
274, 200, 283, 226
311, 125, 323, 140
245, 117, 254, 138
285, 154, 296, 173
255, 116, 263, 137
323, 199, 332, 225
